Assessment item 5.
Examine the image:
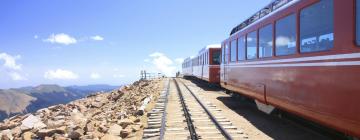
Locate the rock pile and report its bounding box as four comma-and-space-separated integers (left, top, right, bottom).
0, 79, 162, 140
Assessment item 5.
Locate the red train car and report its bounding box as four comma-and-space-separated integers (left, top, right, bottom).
221, 0, 360, 138
182, 44, 221, 84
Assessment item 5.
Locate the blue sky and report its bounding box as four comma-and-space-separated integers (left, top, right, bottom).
0, 0, 271, 88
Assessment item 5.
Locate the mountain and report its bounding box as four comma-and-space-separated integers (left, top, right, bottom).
0, 84, 119, 121
0, 89, 36, 120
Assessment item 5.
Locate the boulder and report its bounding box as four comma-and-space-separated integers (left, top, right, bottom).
1, 129, 13, 140
107, 124, 122, 136
130, 125, 141, 132
118, 119, 133, 128
70, 110, 87, 125
47, 120, 65, 128
119, 129, 131, 138
98, 125, 108, 133
44, 136, 53, 140
68, 128, 84, 139
101, 134, 122, 140
53, 115, 65, 121
37, 129, 64, 138
20, 114, 46, 130
91, 102, 103, 108
10, 127, 21, 137
22, 131, 34, 140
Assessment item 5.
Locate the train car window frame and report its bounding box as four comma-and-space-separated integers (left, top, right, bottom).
300, 0, 334, 53
238, 36, 246, 61
259, 24, 273, 58
357, 0, 360, 45
230, 39, 237, 62
275, 13, 297, 56
247, 31, 258, 60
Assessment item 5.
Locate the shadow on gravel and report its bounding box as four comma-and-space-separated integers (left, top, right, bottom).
183, 77, 334, 140
182, 76, 222, 91
216, 96, 333, 140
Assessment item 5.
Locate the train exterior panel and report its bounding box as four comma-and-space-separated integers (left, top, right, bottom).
221, 0, 360, 137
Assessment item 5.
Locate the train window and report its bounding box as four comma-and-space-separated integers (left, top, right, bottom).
238, 36, 246, 61
300, 0, 334, 53
213, 51, 220, 65
259, 24, 273, 58
356, 0, 360, 45
230, 40, 237, 62
225, 43, 229, 63
206, 52, 208, 65
247, 31, 257, 60
276, 14, 296, 56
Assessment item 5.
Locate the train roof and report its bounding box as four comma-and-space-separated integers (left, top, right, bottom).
198, 44, 221, 54
229, 0, 299, 36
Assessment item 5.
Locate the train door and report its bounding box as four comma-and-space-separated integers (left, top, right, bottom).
220, 45, 224, 83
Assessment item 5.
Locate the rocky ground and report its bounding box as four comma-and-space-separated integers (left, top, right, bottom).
0, 79, 163, 140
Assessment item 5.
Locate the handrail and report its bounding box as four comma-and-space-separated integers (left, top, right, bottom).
230, 0, 294, 35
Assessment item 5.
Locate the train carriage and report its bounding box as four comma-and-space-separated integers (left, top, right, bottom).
221, 0, 360, 137
182, 45, 221, 84
182, 57, 193, 77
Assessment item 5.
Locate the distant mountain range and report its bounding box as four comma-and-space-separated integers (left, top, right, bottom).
0, 84, 119, 121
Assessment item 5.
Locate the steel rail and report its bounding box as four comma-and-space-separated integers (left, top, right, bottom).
173, 78, 199, 140
178, 79, 234, 140
159, 79, 170, 140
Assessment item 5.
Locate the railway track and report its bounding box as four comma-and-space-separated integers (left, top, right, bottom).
143, 78, 248, 140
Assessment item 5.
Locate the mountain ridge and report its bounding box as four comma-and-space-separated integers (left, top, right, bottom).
0, 84, 119, 121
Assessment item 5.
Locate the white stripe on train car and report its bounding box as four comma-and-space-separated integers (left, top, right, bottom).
227, 53, 360, 66
226, 61, 360, 68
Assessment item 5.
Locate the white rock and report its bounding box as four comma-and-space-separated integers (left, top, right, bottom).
1, 129, 13, 140
20, 114, 46, 130
108, 124, 122, 136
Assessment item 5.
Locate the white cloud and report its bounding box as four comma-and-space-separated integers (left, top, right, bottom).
144, 59, 150, 62
44, 33, 77, 45
0, 52, 27, 81
91, 35, 104, 41
276, 36, 290, 46
9, 72, 27, 81
44, 69, 79, 80
0, 53, 22, 70
174, 58, 184, 64
34, 35, 38, 39
113, 74, 125, 78
148, 52, 176, 76
90, 73, 101, 79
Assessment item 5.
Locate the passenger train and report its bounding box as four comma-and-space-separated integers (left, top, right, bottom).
182, 0, 360, 138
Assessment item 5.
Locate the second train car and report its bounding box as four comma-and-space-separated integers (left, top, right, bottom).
182, 44, 221, 84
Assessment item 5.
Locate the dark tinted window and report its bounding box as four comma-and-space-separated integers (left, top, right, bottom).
238, 36, 246, 60
276, 14, 296, 56
212, 51, 220, 65
300, 0, 334, 53
259, 24, 273, 58
247, 31, 257, 59
230, 40, 237, 62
